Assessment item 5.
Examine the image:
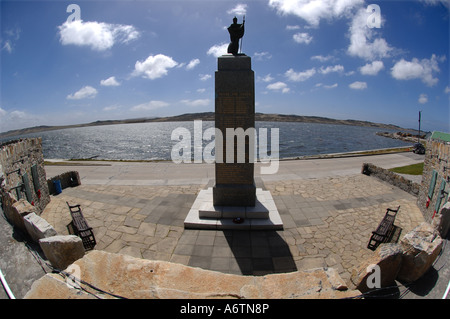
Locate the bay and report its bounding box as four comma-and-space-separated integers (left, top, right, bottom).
2, 121, 409, 160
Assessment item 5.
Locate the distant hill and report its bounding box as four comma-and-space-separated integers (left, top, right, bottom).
0, 112, 405, 139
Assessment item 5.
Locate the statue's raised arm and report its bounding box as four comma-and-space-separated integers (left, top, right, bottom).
227, 16, 245, 55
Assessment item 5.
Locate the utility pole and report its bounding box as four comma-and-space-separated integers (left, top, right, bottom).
418, 111, 422, 143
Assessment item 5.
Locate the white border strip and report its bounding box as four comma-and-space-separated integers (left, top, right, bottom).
0, 268, 16, 299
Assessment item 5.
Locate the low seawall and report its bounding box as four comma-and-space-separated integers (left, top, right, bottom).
362, 163, 420, 196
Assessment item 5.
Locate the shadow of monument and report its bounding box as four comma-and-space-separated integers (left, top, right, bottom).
222, 230, 297, 276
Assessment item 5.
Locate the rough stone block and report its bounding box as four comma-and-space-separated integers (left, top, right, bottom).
350, 243, 403, 293
24, 212, 57, 242
434, 202, 450, 238
5, 197, 37, 231
397, 222, 443, 283
25, 250, 360, 299
39, 235, 85, 271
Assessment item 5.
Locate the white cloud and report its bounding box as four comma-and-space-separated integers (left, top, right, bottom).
286, 25, 301, 30
132, 54, 178, 80
0, 108, 43, 132
186, 58, 200, 70
58, 20, 139, 51
253, 51, 272, 61
349, 81, 367, 90
285, 68, 316, 82
293, 32, 313, 44
67, 86, 98, 100
199, 74, 212, 81
391, 54, 442, 86
100, 76, 120, 86
131, 100, 169, 111
197, 88, 206, 93
418, 94, 428, 104
267, 82, 290, 93
1, 41, 13, 53
445, 86, 450, 94
207, 43, 228, 58
319, 64, 344, 74
359, 61, 384, 75
347, 8, 392, 60
311, 55, 334, 62
258, 74, 275, 83
269, 0, 364, 27
103, 105, 120, 111
324, 83, 338, 89
227, 4, 248, 16
180, 99, 211, 107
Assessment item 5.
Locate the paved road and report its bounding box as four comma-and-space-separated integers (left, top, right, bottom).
45, 152, 425, 184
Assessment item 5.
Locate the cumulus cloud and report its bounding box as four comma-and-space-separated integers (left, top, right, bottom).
359, 61, 384, 75
100, 76, 120, 86
267, 82, 290, 93
199, 74, 212, 81
391, 54, 443, 86
132, 54, 178, 80
269, 0, 364, 27
347, 8, 392, 60
258, 74, 275, 83
131, 100, 169, 111
186, 58, 200, 70
324, 83, 338, 89
227, 4, 247, 16
58, 20, 139, 51
311, 55, 334, 62
349, 81, 367, 90
285, 68, 316, 82
207, 43, 228, 58
319, 64, 344, 74
418, 94, 428, 104
253, 52, 272, 61
293, 32, 313, 44
0, 108, 42, 132
67, 86, 98, 100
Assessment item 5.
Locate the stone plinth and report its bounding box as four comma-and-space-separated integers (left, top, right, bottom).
184, 187, 283, 230
213, 54, 256, 207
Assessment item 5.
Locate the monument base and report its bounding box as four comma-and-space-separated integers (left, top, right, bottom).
213, 183, 256, 207
184, 187, 283, 230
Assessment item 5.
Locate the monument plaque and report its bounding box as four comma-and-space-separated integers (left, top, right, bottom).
213, 54, 256, 207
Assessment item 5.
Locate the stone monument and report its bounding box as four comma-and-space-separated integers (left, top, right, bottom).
184, 18, 282, 230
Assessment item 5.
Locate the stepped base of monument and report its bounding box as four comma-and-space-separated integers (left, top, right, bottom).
184, 187, 283, 230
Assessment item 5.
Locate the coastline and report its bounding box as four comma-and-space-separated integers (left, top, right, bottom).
44, 145, 414, 166
0, 112, 408, 139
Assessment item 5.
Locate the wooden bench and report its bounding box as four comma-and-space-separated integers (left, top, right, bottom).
66, 202, 96, 251
367, 206, 400, 251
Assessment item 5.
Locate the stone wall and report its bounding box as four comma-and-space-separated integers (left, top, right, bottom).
0, 138, 50, 214
417, 136, 450, 222
361, 163, 420, 196
47, 171, 81, 195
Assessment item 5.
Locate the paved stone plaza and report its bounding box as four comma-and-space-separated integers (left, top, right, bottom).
41, 171, 424, 283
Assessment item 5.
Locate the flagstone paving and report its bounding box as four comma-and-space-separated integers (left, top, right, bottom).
41, 174, 424, 283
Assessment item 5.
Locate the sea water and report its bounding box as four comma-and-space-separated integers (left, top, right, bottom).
2, 121, 409, 160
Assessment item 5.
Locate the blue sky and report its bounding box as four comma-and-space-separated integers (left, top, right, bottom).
1, 0, 449, 133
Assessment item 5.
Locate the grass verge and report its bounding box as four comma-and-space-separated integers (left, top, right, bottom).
389, 162, 424, 175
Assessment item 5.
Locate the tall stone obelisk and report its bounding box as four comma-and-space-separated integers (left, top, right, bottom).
213, 55, 256, 207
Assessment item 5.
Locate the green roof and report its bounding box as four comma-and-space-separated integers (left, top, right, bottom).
431, 131, 450, 142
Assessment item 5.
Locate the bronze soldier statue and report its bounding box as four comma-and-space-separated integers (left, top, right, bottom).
227, 16, 245, 55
